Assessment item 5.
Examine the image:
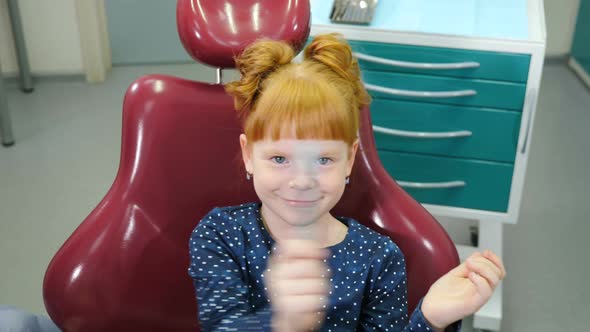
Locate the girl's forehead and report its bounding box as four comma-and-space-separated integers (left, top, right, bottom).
253, 138, 348, 152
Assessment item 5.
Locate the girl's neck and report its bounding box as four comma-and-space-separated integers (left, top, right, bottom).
260, 204, 348, 248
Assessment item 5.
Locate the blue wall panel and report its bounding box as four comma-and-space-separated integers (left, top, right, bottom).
105, 0, 191, 65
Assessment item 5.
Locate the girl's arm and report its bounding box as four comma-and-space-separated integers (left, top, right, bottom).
357, 239, 461, 332
188, 208, 273, 331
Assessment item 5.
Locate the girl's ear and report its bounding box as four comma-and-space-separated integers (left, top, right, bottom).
346, 139, 359, 175
240, 134, 254, 173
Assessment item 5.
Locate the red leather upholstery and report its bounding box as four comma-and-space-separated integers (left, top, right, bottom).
43, 1, 459, 331
177, 0, 311, 68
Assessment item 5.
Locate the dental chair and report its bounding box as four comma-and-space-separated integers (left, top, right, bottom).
43, 1, 459, 330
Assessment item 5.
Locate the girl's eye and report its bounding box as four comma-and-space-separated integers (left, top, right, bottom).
271, 156, 287, 164
318, 157, 333, 165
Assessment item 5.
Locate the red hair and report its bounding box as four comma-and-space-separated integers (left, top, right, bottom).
225, 33, 370, 146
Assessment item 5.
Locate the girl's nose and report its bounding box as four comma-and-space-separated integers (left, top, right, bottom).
288, 174, 316, 190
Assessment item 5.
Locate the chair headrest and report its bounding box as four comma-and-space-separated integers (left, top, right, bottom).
177, 0, 311, 68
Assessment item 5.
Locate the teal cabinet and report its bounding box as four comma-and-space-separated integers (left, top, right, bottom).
311, 1, 546, 330
378, 151, 514, 212
571, 0, 590, 85
371, 99, 522, 163
343, 41, 528, 212
362, 71, 527, 110
348, 40, 531, 82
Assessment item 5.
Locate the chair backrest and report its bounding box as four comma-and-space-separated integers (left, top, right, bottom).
43, 1, 459, 331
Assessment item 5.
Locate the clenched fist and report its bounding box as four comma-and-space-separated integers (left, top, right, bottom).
265, 240, 331, 332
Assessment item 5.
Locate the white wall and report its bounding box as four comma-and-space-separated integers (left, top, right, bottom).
545, 0, 581, 57
0, 0, 83, 76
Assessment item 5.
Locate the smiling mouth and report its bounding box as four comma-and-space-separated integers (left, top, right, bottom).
281, 198, 321, 205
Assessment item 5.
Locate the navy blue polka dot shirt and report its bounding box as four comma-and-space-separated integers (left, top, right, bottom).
188, 202, 458, 331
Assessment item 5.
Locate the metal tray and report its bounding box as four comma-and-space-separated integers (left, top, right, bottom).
330, 0, 379, 25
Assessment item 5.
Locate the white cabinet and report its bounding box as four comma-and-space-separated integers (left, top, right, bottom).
311, 0, 547, 330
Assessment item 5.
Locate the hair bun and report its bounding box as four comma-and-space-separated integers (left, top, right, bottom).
304, 33, 370, 111
304, 33, 354, 81
226, 40, 295, 112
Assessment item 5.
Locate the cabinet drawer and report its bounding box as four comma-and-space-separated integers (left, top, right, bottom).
362, 70, 526, 111
348, 40, 531, 83
371, 99, 522, 163
378, 151, 513, 212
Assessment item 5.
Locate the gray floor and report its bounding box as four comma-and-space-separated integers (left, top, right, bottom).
0, 62, 589, 331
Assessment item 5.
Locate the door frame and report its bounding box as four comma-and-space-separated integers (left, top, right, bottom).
75, 0, 111, 83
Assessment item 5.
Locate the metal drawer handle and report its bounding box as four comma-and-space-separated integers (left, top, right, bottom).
373, 125, 472, 138
364, 83, 477, 98
353, 52, 480, 70
397, 180, 467, 189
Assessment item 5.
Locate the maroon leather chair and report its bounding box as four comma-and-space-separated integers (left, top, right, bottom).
43, 1, 459, 331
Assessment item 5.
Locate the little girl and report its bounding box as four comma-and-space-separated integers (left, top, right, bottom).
188, 33, 505, 332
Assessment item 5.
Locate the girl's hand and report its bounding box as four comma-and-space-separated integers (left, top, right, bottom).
421, 250, 506, 330
265, 240, 331, 332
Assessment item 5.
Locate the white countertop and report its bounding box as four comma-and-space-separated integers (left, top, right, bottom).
311, 0, 545, 43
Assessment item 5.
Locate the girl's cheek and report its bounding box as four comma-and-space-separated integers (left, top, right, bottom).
322, 172, 347, 187
263, 170, 291, 183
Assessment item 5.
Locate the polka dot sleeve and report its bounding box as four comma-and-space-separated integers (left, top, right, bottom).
410, 298, 462, 332
358, 239, 456, 332
187, 207, 272, 331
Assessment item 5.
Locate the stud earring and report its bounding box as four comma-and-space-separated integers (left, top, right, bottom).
345, 176, 350, 185
246, 172, 253, 180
